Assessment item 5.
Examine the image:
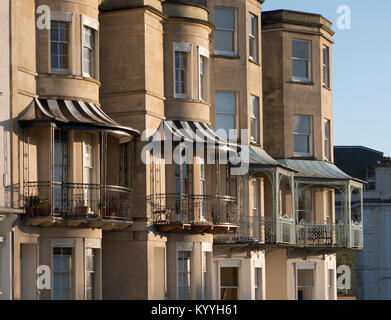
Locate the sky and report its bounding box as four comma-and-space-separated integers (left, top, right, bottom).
262, 0, 391, 157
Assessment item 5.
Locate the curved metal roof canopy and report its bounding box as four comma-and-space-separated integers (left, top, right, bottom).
18, 98, 140, 138
277, 159, 364, 185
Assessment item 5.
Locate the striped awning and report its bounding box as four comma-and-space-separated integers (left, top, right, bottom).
148, 120, 241, 152
18, 98, 139, 137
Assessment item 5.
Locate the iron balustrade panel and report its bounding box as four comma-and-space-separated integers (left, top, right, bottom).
277, 216, 296, 244
148, 194, 239, 225
350, 222, 364, 248
23, 181, 132, 219
296, 222, 334, 247
214, 216, 277, 244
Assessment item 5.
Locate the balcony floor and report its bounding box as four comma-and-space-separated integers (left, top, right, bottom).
154, 222, 239, 234
22, 215, 133, 230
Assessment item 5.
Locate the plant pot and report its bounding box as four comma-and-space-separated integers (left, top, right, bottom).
25, 206, 35, 217
36, 206, 51, 217
102, 208, 116, 218
77, 206, 89, 216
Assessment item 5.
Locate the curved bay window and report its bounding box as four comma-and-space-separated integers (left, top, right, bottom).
19, 98, 139, 228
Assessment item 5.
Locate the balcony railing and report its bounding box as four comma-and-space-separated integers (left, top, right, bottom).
214, 215, 295, 245
296, 221, 334, 247
216, 216, 363, 249
335, 221, 363, 249
23, 181, 132, 220
148, 193, 238, 226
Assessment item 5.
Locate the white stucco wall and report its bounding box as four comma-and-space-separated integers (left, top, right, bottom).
212, 250, 266, 300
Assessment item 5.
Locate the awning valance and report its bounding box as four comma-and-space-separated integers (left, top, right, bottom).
18, 98, 140, 138
277, 159, 364, 185
148, 120, 241, 152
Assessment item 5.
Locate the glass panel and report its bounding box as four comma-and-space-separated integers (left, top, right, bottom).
292, 40, 310, 59
216, 114, 235, 132
294, 134, 309, 154
215, 91, 236, 113
214, 7, 235, 30
221, 288, 238, 300
51, 24, 59, 41
297, 269, 313, 287
292, 60, 308, 79
294, 115, 311, 134
53, 248, 72, 300
214, 30, 234, 52
220, 267, 238, 287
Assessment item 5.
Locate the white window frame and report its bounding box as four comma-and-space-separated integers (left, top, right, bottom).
215, 91, 237, 141
218, 260, 241, 300
297, 188, 314, 223
51, 238, 75, 300
173, 43, 192, 99
176, 242, 194, 300
254, 267, 262, 300
84, 239, 101, 300
323, 45, 330, 88
250, 95, 259, 143
81, 15, 99, 79
198, 46, 209, 102
49, 12, 73, 75
293, 114, 313, 157
201, 242, 212, 300
324, 119, 331, 161
214, 7, 237, 56
292, 39, 311, 82
249, 13, 258, 62
294, 262, 316, 300
327, 261, 336, 300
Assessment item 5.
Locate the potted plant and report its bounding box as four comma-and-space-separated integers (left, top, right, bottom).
36, 198, 51, 216
25, 195, 41, 216
76, 202, 90, 216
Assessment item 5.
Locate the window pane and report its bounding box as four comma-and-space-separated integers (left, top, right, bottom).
292, 40, 310, 59
220, 267, 238, 286
214, 30, 234, 53
292, 60, 308, 79
215, 91, 236, 113
221, 288, 238, 300
298, 269, 313, 286
214, 7, 235, 30
216, 114, 235, 132
51, 26, 59, 41
294, 115, 311, 134
294, 135, 309, 154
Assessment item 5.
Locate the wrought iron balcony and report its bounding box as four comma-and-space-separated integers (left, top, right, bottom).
148, 193, 239, 234
335, 221, 364, 249
22, 181, 133, 229
215, 216, 363, 249
214, 215, 296, 245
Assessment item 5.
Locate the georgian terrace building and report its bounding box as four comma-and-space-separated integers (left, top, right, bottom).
1, 0, 364, 300
5, 0, 139, 300
99, 0, 364, 300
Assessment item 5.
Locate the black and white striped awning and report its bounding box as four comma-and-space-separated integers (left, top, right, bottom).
147, 120, 241, 152
18, 98, 139, 137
